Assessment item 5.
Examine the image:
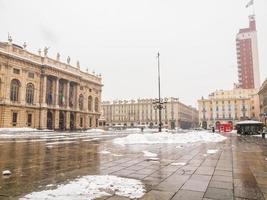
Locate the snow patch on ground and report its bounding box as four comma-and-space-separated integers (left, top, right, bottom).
99, 150, 111, 154
146, 157, 159, 161
112, 154, 123, 157
142, 151, 157, 157
84, 129, 106, 133
207, 149, 218, 154
113, 131, 226, 145
170, 162, 186, 166
2, 170, 11, 176
46, 141, 77, 146
0, 127, 38, 132
20, 175, 145, 200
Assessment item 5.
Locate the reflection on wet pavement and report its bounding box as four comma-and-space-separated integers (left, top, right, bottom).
0, 132, 266, 199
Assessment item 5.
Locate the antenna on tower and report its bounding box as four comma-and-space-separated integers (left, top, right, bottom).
245, 0, 255, 15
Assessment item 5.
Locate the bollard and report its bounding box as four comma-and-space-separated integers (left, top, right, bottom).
262, 132, 265, 139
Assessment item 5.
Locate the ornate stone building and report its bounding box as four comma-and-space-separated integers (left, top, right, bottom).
198, 88, 260, 129
0, 40, 102, 130
102, 97, 199, 129
259, 79, 267, 125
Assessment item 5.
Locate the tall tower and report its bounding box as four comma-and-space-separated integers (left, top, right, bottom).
236, 15, 260, 89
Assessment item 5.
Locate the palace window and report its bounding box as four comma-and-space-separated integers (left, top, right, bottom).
28, 72, 34, 78
89, 117, 92, 127
79, 94, 84, 110
13, 68, 20, 74
95, 97, 99, 112
80, 117, 83, 127
69, 83, 74, 108
58, 81, 65, 107
12, 112, 18, 126
46, 78, 53, 105
10, 79, 20, 102
26, 83, 34, 104
27, 113, 32, 127
88, 96, 93, 111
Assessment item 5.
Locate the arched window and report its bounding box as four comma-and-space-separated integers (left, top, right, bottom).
79, 94, 84, 110
26, 83, 34, 104
88, 96, 93, 111
10, 79, 20, 102
95, 97, 99, 112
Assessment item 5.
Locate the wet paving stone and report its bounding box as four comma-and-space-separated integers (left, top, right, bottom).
204, 187, 233, 200
234, 186, 265, 199
208, 180, 233, 190
172, 189, 204, 200
214, 169, 233, 177
154, 175, 190, 192
211, 175, 233, 183
195, 167, 215, 176
0, 132, 267, 199
140, 190, 174, 200
181, 179, 210, 192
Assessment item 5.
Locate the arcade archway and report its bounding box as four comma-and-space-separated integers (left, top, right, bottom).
47, 111, 53, 130
59, 111, 66, 130
70, 112, 75, 130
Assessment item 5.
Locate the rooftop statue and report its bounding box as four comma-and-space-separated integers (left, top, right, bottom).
8, 33, 12, 43
67, 56, 71, 64
44, 47, 49, 57
56, 53, 60, 61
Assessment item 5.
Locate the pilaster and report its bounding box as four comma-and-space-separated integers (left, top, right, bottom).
39, 109, 47, 129
55, 110, 59, 129
66, 111, 70, 130
66, 81, 70, 109
41, 75, 47, 107
55, 78, 59, 108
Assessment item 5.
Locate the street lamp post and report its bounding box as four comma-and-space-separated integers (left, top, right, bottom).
153, 52, 167, 132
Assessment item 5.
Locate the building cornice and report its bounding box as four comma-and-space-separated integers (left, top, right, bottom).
0, 42, 102, 87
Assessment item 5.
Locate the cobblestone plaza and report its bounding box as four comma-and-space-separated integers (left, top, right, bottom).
0, 131, 266, 199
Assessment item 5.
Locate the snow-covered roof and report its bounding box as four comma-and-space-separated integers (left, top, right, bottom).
236, 120, 263, 125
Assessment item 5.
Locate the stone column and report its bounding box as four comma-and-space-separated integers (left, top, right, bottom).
66, 111, 70, 130
42, 75, 47, 106
55, 78, 59, 107
75, 113, 80, 129
4, 76, 10, 104
39, 109, 47, 129
20, 76, 26, 105
84, 115, 89, 129
55, 110, 59, 129
66, 81, 70, 109
75, 84, 79, 110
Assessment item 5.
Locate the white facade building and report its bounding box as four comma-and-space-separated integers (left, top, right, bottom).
102, 97, 199, 129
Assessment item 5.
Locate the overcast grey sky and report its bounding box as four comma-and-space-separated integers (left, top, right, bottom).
0, 0, 266, 107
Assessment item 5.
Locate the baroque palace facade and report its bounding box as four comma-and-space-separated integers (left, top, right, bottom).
0, 40, 102, 130
102, 97, 199, 129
